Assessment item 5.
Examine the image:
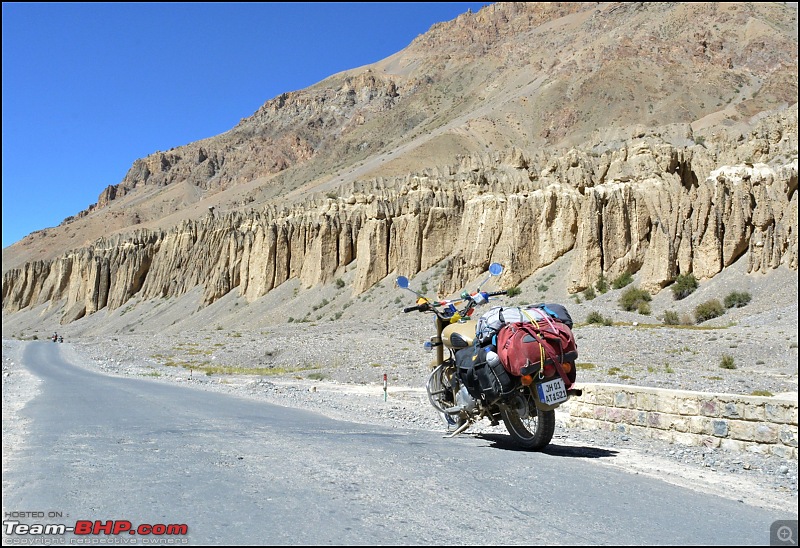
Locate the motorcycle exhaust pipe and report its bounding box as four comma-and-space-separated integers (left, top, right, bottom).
568, 388, 583, 397
444, 421, 471, 438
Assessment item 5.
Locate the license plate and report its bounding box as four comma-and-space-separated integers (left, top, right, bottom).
537, 378, 568, 405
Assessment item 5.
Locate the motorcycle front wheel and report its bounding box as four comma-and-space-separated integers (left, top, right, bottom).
500, 391, 555, 450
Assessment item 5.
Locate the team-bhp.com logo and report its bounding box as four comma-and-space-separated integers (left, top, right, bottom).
3, 518, 188, 545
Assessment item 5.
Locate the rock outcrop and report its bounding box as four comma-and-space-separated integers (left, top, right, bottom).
3, 107, 796, 324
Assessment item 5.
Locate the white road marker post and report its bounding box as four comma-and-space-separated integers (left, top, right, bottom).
383, 373, 388, 402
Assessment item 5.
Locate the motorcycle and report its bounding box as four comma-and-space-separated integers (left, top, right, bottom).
396, 263, 580, 451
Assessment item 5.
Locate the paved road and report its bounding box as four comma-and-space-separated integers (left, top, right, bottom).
3, 342, 795, 545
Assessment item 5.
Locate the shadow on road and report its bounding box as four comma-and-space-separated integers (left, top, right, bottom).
477, 433, 618, 458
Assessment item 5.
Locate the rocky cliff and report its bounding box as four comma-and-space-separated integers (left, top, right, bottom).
3, 106, 796, 324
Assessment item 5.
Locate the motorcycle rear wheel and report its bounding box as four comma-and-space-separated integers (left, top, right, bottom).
500, 393, 555, 450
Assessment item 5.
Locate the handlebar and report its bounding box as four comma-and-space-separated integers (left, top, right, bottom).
403, 303, 430, 313
401, 289, 509, 318
397, 264, 507, 319
486, 290, 508, 298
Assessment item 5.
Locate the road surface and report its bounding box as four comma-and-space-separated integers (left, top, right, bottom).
2, 341, 795, 545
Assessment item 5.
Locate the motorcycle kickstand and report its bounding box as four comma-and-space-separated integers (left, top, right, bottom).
444, 420, 471, 438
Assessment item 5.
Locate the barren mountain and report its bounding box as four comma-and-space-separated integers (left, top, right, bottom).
2, 1, 798, 330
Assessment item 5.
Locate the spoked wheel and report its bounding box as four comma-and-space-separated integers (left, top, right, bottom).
426, 362, 467, 432
500, 389, 555, 450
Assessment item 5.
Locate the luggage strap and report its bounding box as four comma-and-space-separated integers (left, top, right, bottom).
518, 323, 572, 388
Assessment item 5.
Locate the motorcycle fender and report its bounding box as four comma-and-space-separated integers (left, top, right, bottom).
532, 386, 568, 412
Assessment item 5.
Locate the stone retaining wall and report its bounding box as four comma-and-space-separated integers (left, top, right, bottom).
564, 383, 798, 459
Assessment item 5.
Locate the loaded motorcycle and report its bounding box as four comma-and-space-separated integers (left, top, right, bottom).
396, 263, 581, 451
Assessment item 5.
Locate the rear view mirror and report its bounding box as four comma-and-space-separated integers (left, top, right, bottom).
476, 263, 504, 291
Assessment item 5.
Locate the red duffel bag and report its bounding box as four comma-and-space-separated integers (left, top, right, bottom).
496, 319, 577, 389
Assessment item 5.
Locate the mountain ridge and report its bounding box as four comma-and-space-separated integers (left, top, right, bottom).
2, 1, 797, 329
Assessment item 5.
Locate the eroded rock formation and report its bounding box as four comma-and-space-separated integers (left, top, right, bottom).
3, 108, 796, 325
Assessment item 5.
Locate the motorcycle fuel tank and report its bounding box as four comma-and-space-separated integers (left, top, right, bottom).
442, 319, 477, 349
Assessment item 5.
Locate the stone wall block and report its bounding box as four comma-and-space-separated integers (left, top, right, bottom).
656, 394, 679, 414
647, 411, 663, 429
719, 439, 747, 452
765, 402, 798, 425
779, 425, 798, 448
637, 392, 659, 412
689, 416, 712, 435
722, 400, 743, 419
614, 391, 632, 408
676, 397, 700, 416
711, 419, 729, 438
699, 399, 719, 417
728, 420, 757, 442
743, 404, 766, 422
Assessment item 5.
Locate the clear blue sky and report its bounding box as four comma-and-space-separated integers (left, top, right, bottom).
2, 2, 490, 249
